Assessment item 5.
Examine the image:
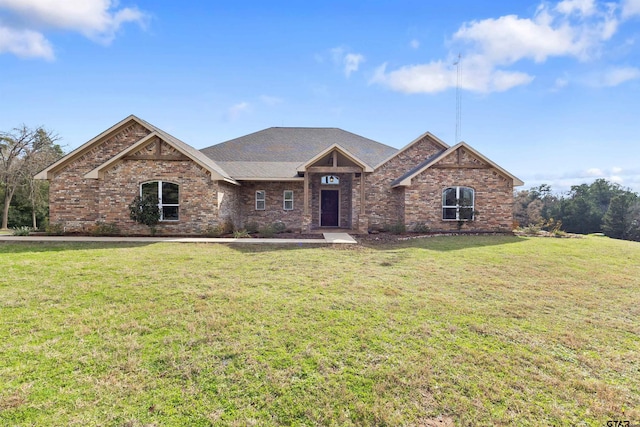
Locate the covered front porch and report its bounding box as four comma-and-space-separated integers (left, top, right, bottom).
299, 145, 371, 233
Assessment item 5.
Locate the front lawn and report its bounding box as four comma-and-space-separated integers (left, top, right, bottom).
1, 236, 639, 426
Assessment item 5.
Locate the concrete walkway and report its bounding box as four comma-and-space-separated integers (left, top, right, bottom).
0, 232, 358, 244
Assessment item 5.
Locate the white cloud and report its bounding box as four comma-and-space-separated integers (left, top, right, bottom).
602, 66, 640, 85
0, 26, 53, 59
556, 0, 597, 16
344, 53, 365, 77
330, 47, 365, 77
554, 76, 570, 89
622, 0, 640, 18
0, 0, 147, 59
226, 102, 250, 121
453, 3, 618, 64
587, 167, 604, 176
372, 0, 626, 94
585, 66, 640, 86
370, 54, 534, 94
612, 166, 623, 173
410, 39, 420, 49
370, 61, 453, 94
259, 95, 283, 106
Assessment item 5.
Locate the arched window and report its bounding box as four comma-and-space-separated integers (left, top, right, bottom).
141, 181, 179, 221
442, 186, 474, 220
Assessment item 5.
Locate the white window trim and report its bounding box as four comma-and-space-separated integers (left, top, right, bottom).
140, 180, 179, 222
283, 190, 294, 211
256, 190, 266, 210
442, 186, 475, 221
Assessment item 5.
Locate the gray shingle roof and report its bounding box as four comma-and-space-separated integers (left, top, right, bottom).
390, 151, 446, 187
200, 127, 398, 179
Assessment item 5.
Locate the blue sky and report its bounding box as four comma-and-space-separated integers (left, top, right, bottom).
1, 0, 639, 193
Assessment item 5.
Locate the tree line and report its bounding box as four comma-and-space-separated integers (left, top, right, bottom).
515, 179, 640, 241
0, 125, 64, 230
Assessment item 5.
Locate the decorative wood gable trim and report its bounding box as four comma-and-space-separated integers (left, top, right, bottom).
392, 142, 524, 187
123, 139, 190, 161
296, 144, 374, 173
34, 115, 148, 180
432, 146, 490, 169
36, 114, 238, 185
84, 131, 231, 183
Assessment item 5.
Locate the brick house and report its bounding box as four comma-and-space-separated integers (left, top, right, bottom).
35, 115, 523, 235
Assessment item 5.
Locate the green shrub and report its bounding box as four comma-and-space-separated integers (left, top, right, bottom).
258, 225, 275, 237
221, 217, 235, 234
244, 221, 259, 234
272, 221, 286, 234
233, 229, 251, 238
203, 224, 224, 237
90, 221, 120, 236
384, 221, 406, 234
128, 194, 160, 235
411, 222, 430, 233
12, 226, 32, 236
45, 222, 64, 235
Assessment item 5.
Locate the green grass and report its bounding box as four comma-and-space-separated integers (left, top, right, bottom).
1, 236, 639, 426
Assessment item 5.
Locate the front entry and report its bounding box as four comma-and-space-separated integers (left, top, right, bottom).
320, 190, 339, 227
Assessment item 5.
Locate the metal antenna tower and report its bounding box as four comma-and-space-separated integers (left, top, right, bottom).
454, 54, 462, 143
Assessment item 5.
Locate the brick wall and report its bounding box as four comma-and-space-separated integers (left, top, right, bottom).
48, 122, 234, 235
365, 139, 515, 232
238, 181, 305, 232
48, 120, 515, 235
49, 122, 152, 231
99, 159, 222, 235
366, 135, 444, 229
309, 173, 354, 230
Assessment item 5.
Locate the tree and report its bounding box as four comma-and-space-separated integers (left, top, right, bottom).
21, 130, 64, 228
128, 194, 161, 235
627, 203, 640, 242
513, 184, 558, 227
0, 126, 61, 230
603, 193, 639, 240
552, 180, 626, 234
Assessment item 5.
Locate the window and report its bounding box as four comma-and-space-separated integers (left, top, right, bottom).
256, 190, 266, 210
321, 175, 339, 185
283, 190, 294, 210
141, 181, 179, 221
442, 186, 474, 220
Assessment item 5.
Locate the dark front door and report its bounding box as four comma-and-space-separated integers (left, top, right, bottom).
321, 190, 339, 227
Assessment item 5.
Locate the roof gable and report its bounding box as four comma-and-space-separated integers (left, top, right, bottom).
296, 144, 374, 172
392, 142, 524, 187
35, 115, 236, 184
375, 131, 449, 169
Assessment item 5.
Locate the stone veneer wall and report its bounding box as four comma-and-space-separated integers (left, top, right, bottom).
365, 135, 445, 230
239, 181, 305, 232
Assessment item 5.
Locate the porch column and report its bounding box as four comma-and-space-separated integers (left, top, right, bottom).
360, 170, 365, 214
304, 172, 309, 215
